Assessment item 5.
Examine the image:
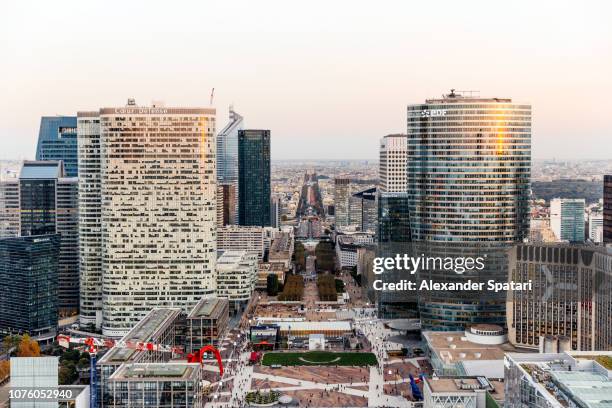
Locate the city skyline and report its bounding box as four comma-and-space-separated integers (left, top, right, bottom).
1, 0, 611, 161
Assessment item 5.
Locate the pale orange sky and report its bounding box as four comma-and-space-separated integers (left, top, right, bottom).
0, 0, 610, 160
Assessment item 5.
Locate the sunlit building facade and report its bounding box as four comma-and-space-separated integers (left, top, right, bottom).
407, 91, 531, 329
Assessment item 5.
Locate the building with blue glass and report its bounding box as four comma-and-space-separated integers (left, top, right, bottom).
406, 91, 531, 330
0, 234, 60, 340
0, 161, 79, 315
238, 129, 271, 226
36, 116, 78, 177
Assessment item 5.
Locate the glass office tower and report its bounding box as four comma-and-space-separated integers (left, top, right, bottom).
36, 116, 79, 177
217, 108, 244, 223
0, 234, 60, 339
407, 90, 531, 329
238, 129, 271, 226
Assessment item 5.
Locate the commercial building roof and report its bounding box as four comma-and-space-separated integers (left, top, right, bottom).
20, 161, 63, 179
260, 320, 352, 333
109, 363, 201, 381
187, 297, 228, 319
423, 330, 517, 363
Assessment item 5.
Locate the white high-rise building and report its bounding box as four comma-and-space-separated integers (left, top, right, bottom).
588, 212, 603, 243
79, 101, 217, 337
379, 134, 407, 193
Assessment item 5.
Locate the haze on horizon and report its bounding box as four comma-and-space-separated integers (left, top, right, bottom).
0, 0, 610, 161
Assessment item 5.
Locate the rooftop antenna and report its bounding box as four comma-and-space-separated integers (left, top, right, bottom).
210, 88, 215, 106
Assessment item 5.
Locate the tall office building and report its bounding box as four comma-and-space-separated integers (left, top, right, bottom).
349, 187, 378, 233
0, 177, 20, 237
271, 194, 282, 228
238, 129, 271, 226
604, 175, 612, 243
406, 90, 531, 329
217, 108, 244, 223
378, 134, 410, 243
77, 111, 103, 328
550, 198, 585, 242
588, 212, 603, 243
0, 161, 79, 315
36, 116, 79, 177
334, 178, 351, 228
379, 134, 407, 193
78, 101, 217, 337
507, 244, 612, 351
0, 234, 60, 339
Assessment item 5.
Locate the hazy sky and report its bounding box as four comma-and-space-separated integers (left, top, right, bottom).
1, 0, 610, 160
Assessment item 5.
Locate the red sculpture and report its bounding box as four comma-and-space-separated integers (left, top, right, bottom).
187, 345, 224, 376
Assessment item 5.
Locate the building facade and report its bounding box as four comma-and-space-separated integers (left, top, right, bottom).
217, 225, 266, 259
216, 250, 257, 311
0, 235, 60, 339
603, 175, 612, 243
588, 212, 603, 243
550, 198, 585, 242
333, 178, 351, 228
379, 134, 407, 193
406, 91, 531, 330
238, 129, 271, 226
505, 351, 612, 408
217, 108, 244, 223
377, 192, 411, 242
349, 187, 377, 233
36, 116, 79, 177
0, 161, 79, 315
77, 111, 103, 328
507, 243, 612, 351
79, 102, 217, 337
217, 183, 237, 227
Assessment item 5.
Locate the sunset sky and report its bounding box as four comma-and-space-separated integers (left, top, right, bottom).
1, 0, 610, 160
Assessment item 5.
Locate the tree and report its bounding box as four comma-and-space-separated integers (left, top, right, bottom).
3, 335, 21, 354
293, 242, 306, 271
0, 360, 10, 381
266, 274, 279, 296
17, 335, 40, 357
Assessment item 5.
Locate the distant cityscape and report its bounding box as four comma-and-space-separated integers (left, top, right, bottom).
0, 91, 611, 408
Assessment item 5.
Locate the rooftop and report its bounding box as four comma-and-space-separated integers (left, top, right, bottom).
109, 363, 201, 381
20, 161, 63, 179
187, 297, 228, 319
423, 330, 517, 363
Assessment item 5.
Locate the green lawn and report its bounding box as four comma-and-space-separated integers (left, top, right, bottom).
262, 351, 377, 366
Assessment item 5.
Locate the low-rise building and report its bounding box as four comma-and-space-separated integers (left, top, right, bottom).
106, 363, 204, 408
216, 250, 257, 311
505, 351, 612, 408
423, 376, 504, 408
256, 262, 286, 290
268, 232, 293, 269
423, 325, 516, 378
186, 297, 229, 352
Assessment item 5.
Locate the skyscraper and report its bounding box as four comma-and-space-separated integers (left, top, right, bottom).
378, 134, 410, 243
333, 178, 351, 228
550, 198, 585, 242
217, 108, 244, 223
238, 129, 271, 226
349, 187, 378, 233
604, 175, 612, 243
77, 111, 102, 328
36, 116, 79, 177
0, 234, 60, 339
271, 194, 281, 228
0, 161, 79, 315
406, 90, 531, 329
79, 101, 217, 337
379, 134, 407, 193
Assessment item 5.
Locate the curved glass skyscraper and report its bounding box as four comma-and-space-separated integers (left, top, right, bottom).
407, 91, 531, 329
